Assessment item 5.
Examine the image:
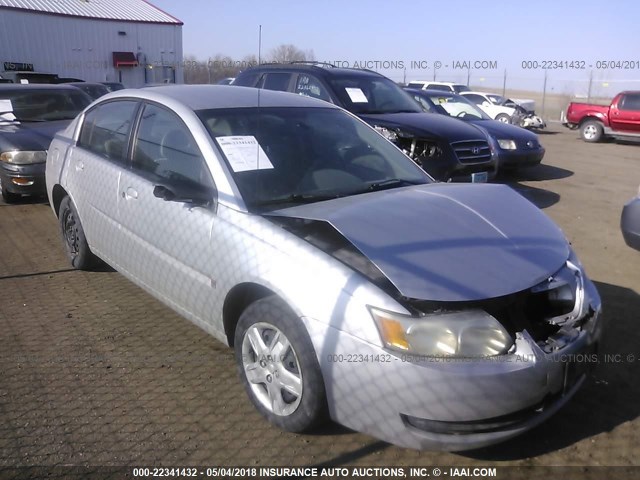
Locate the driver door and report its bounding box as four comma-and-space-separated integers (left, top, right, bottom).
117, 102, 218, 323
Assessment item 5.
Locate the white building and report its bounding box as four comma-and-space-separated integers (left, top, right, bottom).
0, 0, 183, 87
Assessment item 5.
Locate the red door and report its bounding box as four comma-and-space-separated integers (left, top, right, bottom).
610, 93, 640, 133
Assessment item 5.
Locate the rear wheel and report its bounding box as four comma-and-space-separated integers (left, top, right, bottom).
581, 120, 604, 142
58, 196, 100, 270
234, 296, 328, 432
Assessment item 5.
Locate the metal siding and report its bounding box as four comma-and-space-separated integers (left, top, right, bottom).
0, 0, 181, 24
0, 10, 183, 87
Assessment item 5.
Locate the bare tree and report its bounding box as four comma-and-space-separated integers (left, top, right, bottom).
267, 44, 315, 64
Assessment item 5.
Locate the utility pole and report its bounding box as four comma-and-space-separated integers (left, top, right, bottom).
541, 70, 548, 118
502, 69, 507, 97
587, 70, 593, 102
467, 68, 471, 86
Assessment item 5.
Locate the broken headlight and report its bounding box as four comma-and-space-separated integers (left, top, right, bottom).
371, 307, 513, 357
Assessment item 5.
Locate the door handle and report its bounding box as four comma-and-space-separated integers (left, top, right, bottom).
75, 160, 84, 171
122, 187, 138, 200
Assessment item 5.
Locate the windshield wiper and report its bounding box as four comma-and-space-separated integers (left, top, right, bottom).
349, 178, 422, 195
255, 192, 342, 207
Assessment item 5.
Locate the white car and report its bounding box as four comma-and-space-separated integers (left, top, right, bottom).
460, 91, 516, 123
405, 81, 470, 94
45, 85, 602, 451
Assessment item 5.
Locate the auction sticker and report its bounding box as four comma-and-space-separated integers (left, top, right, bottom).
215, 135, 274, 172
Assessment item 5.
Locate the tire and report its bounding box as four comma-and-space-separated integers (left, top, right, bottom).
234, 295, 328, 433
58, 196, 100, 270
581, 120, 604, 142
0, 179, 20, 204
496, 113, 511, 124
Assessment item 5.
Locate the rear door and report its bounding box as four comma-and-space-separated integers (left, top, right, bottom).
69, 99, 140, 262
610, 93, 640, 132
117, 102, 218, 322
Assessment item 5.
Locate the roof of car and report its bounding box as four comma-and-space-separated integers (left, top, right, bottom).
407, 88, 459, 97
408, 81, 466, 86
0, 83, 84, 91
109, 84, 342, 110
239, 63, 384, 78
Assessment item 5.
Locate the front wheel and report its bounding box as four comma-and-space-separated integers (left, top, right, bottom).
496, 113, 511, 123
581, 120, 604, 142
58, 196, 100, 270
234, 296, 328, 432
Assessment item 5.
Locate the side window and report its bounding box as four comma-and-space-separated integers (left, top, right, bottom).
78, 100, 139, 163
233, 72, 260, 87
294, 74, 331, 101
619, 94, 640, 111
132, 103, 213, 188
463, 94, 486, 105
260, 73, 292, 92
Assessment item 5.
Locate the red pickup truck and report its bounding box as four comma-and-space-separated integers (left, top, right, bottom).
561, 91, 640, 142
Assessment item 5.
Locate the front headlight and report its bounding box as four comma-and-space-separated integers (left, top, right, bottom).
497, 139, 517, 150
373, 126, 398, 142
0, 150, 47, 164
370, 307, 513, 357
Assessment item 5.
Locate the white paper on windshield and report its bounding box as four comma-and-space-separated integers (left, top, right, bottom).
0, 99, 16, 122
345, 87, 368, 103
216, 136, 274, 172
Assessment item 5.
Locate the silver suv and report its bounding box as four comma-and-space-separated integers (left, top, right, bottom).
46, 85, 602, 451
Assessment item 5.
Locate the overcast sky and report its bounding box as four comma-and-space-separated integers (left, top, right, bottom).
151, 0, 639, 93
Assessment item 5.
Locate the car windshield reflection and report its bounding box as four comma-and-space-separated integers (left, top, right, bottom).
197, 107, 430, 211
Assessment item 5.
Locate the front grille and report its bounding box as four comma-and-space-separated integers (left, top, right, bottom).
451, 140, 492, 164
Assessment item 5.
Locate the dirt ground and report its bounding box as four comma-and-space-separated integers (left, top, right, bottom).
0, 126, 639, 476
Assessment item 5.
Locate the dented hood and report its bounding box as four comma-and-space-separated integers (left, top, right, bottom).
270, 183, 569, 302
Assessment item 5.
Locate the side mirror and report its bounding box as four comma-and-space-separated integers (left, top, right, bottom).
482, 101, 491, 108
153, 183, 215, 207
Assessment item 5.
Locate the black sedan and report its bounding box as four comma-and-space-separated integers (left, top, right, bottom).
622, 189, 640, 251
67, 82, 110, 101
0, 84, 91, 202
405, 88, 545, 170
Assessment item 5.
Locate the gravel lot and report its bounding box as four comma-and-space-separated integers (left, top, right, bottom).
0, 126, 638, 475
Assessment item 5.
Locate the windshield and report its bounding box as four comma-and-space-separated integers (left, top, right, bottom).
487, 94, 507, 105
197, 107, 430, 211
0, 89, 91, 121
328, 76, 423, 114
73, 84, 109, 100
452, 84, 471, 93
424, 93, 491, 121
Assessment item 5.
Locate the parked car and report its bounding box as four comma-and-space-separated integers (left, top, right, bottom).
68, 82, 110, 101
0, 71, 60, 84
561, 91, 640, 142
234, 64, 496, 182
101, 82, 125, 92
46, 85, 602, 451
621, 186, 640, 250
460, 91, 516, 123
406, 81, 470, 94
405, 89, 545, 170
0, 84, 92, 202
483, 93, 546, 130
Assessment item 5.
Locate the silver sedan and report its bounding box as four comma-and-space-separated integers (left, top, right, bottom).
45, 85, 602, 450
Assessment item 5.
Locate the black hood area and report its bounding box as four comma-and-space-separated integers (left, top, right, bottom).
469, 119, 539, 141
359, 112, 488, 142
0, 119, 72, 151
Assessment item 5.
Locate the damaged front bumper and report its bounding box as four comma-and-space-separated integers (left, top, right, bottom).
309, 266, 602, 451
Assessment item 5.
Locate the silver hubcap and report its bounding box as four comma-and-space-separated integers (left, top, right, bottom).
584, 125, 597, 139
242, 322, 303, 416
498, 116, 509, 123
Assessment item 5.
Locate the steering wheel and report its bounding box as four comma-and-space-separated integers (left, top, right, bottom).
456, 111, 467, 118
